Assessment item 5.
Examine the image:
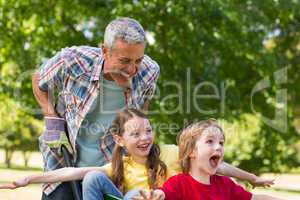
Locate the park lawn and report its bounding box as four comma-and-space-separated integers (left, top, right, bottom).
0, 150, 299, 199
1, 168, 300, 200
0, 168, 42, 200
0, 183, 41, 200
253, 188, 300, 200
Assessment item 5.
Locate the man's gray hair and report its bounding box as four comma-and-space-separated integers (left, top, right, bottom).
104, 17, 146, 50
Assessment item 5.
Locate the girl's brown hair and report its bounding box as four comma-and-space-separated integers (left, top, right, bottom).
109, 108, 167, 193
177, 119, 224, 173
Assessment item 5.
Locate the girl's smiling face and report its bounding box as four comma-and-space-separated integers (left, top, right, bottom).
190, 126, 225, 176
114, 116, 154, 163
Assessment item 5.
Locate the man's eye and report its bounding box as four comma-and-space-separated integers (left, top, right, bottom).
135, 59, 143, 64
120, 60, 130, 64
119, 58, 130, 64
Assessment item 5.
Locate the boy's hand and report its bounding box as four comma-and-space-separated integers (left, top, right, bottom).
250, 176, 275, 188
0, 177, 30, 189
132, 189, 165, 200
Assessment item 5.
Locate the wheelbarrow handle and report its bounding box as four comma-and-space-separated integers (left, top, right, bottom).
61, 145, 82, 200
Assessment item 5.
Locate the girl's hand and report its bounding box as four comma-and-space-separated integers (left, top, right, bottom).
250, 176, 275, 188
132, 189, 165, 200
0, 177, 30, 189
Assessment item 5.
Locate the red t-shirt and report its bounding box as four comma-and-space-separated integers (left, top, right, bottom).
160, 173, 252, 200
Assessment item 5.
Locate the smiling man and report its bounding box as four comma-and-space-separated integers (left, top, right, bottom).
32, 17, 160, 200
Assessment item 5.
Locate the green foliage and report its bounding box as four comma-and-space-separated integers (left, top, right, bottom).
224, 114, 298, 174
0, 0, 299, 172
0, 94, 43, 167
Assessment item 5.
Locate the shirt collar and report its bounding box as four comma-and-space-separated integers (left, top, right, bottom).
90, 51, 104, 81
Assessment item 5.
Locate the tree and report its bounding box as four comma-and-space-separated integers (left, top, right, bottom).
0, 0, 299, 172
0, 94, 42, 167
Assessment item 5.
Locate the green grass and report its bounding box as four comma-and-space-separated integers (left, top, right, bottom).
253, 188, 300, 200
290, 167, 300, 174
271, 187, 300, 195
0, 163, 42, 171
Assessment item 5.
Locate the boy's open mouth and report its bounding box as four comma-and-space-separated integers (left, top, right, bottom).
209, 154, 221, 168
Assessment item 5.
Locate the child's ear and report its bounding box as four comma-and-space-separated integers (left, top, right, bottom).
113, 135, 124, 147
189, 149, 196, 159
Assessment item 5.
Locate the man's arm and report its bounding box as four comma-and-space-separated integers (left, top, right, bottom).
32, 72, 57, 117
217, 162, 274, 187
32, 71, 73, 154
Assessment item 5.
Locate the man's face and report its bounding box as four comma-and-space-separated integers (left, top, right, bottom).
102, 39, 145, 88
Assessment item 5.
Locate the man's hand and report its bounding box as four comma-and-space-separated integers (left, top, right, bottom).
132, 189, 165, 200
32, 72, 57, 117
43, 117, 73, 155
249, 175, 275, 188
0, 177, 30, 190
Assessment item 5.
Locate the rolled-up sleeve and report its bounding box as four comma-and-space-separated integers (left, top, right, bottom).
137, 56, 160, 106
145, 60, 160, 102
38, 51, 65, 91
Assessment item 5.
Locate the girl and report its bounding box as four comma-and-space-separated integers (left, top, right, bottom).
0, 110, 273, 200
145, 119, 284, 200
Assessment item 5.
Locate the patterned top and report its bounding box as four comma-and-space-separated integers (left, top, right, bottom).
38, 46, 160, 195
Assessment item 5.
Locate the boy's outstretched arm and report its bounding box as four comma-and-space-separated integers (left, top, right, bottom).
0, 167, 104, 189
217, 162, 274, 187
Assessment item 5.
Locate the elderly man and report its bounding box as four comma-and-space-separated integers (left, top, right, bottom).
32, 17, 159, 200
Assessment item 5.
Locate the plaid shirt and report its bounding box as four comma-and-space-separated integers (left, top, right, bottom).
38, 46, 160, 195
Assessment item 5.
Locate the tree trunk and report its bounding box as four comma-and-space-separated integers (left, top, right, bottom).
22, 151, 31, 167
4, 148, 13, 168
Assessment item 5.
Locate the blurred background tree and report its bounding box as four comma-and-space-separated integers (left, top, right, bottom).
0, 0, 299, 172
0, 94, 42, 167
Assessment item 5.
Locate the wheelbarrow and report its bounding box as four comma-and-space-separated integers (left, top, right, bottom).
61, 145, 82, 200
61, 145, 121, 200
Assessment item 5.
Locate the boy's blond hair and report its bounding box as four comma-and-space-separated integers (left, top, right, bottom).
177, 119, 224, 173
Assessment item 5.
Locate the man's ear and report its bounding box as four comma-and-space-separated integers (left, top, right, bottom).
113, 135, 124, 147
101, 44, 109, 60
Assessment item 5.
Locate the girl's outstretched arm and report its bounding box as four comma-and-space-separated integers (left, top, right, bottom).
0, 167, 104, 189
217, 162, 274, 187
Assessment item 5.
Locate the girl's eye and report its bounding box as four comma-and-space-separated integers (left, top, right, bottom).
130, 132, 139, 137
219, 141, 224, 146
206, 139, 213, 144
